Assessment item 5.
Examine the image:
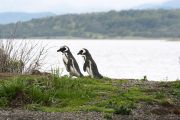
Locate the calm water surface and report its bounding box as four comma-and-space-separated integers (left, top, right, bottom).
14, 39, 180, 81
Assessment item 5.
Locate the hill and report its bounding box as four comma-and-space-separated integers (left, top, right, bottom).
0, 12, 55, 24
1, 9, 180, 39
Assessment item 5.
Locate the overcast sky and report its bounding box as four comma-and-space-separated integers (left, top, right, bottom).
0, 0, 171, 14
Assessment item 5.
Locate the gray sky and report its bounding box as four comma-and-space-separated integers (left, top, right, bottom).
0, 0, 170, 14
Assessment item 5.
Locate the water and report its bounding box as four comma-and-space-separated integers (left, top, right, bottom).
11, 39, 180, 81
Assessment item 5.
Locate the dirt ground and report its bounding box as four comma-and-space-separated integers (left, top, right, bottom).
0, 109, 179, 120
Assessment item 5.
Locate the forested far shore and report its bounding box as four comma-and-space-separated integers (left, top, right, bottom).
1, 9, 180, 39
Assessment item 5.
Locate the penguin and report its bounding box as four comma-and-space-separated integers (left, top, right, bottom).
57, 46, 83, 77
77, 48, 103, 79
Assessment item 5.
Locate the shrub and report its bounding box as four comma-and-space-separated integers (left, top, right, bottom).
0, 40, 48, 74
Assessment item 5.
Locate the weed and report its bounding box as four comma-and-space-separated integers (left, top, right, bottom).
170, 81, 180, 98
103, 113, 113, 120
114, 105, 132, 115
154, 91, 166, 99
51, 67, 63, 78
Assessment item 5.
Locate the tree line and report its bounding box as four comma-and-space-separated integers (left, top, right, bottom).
1, 9, 180, 39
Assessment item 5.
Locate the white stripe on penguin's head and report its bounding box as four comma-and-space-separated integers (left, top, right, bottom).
64, 46, 69, 52
82, 48, 86, 54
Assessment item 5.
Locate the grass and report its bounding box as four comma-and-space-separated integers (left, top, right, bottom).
170, 81, 180, 98
0, 75, 179, 115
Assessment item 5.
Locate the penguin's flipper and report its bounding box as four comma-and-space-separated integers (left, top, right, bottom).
63, 59, 71, 72
83, 61, 88, 72
67, 58, 73, 71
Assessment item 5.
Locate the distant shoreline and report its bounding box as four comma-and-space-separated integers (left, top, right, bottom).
1, 37, 180, 41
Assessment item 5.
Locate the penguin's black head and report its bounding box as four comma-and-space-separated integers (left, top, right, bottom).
77, 48, 88, 55
57, 46, 69, 53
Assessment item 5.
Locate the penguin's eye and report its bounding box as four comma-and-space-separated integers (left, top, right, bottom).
64, 47, 69, 51
80, 50, 83, 53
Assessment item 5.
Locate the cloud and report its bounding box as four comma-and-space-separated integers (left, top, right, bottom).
0, 0, 170, 13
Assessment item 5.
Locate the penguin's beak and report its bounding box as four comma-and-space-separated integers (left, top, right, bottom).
57, 48, 62, 52
77, 50, 83, 55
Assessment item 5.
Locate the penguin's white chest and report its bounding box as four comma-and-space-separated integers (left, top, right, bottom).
62, 53, 73, 70
86, 61, 93, 76
62, 53, 78, 75
86, 67, 92, 75
62, 53, 68, 64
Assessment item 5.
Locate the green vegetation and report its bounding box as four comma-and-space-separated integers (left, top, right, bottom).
1, 9, 180, 39
0, 48, 24, 73
0, 75, 179, 115
170, 81, 180, 98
